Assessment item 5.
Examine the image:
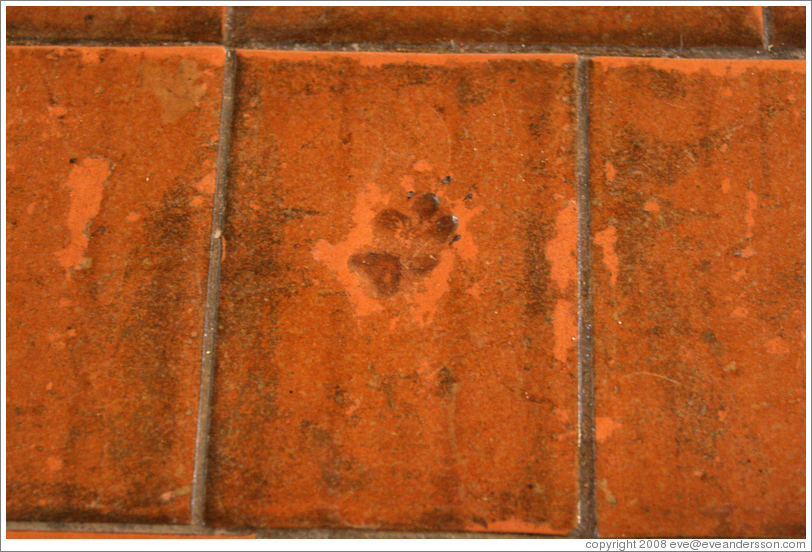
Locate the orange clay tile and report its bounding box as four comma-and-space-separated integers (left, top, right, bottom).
6, 531, 254, 539
206, 51, 579, 534
590, 57, 806, 538
772, 7, 807, 49
5, 46, 224, 523
232, 6, 763, 49
6, 6, 225, 43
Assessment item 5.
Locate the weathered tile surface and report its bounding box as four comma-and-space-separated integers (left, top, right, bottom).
207, 51, 579, 534
6, 531, 254, 539
590, 57, 806, 538
6, 6, 225, 43
232, 6, 763, 48
6, 46, 224, 523
772, 6, 806, 49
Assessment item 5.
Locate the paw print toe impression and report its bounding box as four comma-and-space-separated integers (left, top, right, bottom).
348, 193, 458, 298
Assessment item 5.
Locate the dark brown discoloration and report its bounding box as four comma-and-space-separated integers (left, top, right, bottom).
411, 192, 440, 220
349, 193, 459, 297
230, 6, 763, 49
591, 57, 805, 538
406, 253, 440, 274
5, 46, 223, 523
207, 52, 578, 534
348, 252, 402, 297
431, 214, 458, 242
373, 208, 410, 233
6, 6, 225, 43
771, 7, 806, 49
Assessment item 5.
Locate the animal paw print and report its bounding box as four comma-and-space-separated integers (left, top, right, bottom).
348, 193, 459, 297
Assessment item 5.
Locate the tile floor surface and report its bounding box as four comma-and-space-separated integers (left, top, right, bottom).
3, 5, 808, 541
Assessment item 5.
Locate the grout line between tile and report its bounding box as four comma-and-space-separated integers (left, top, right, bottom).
573, 55, 598, 539
4, 39, 224, 47
5, 521, 252, 537
189, 6, 237, 528
761, 6, 775, 51
233, 41, 805, 60
4, 38, 805, 60
254, 528, 559, 539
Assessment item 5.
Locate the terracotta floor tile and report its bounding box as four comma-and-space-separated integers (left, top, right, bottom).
6, 46, 224, 523
206, 51, 579, 534
6, 531, 254, 539
590, 58, 806, 537
772, 7, 807, 49
6, 6, 225, 43
232, 7, 763, 49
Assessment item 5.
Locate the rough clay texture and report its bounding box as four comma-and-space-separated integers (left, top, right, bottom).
232, 6, 763, 48
5, 46, 224, 523
207, 51, 580, 534
590, 57, 806, 538
6, 6, 225, 43
5, 531, 254, 539
771, 7, 807, 49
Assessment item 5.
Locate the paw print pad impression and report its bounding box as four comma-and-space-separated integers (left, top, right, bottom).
312, 176, 482, 326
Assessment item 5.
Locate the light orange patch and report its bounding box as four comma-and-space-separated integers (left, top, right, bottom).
766, 337, 790, 355
249, 201, 261, 211
465, 517, 568, 535
721, 178, 731, 193
47, 105, 67, 117
190, 196, 205, 207
740, 245, 756, 258
126, 211, 141, 223
345, 398, 361, 417
717, 409, 729, 422
552, 300, 576, 365
545, 200, 577, 294
45, 456, 63, 472
744, 190, 757, 238
643, 199, 660, 214
193, 171, 216, 195
54, 157, 112, 273
605, 160, 616, 183
595, 417, 622, 443
731, 306, 749, 318
553, 406, 570, 424
312, 181, 389, 318
594, 224, 619, 287
465, 282, 483, 299
412, 159, 432, 172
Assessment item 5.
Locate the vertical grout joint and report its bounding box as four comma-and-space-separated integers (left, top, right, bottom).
761, 6, 774, 52
574, 55, 598, 539
189, 6, 238, 528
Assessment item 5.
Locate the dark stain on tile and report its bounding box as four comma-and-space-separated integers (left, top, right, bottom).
6, 6, 225, 43
591, 57, 805, 538
206, 52, 579, 534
